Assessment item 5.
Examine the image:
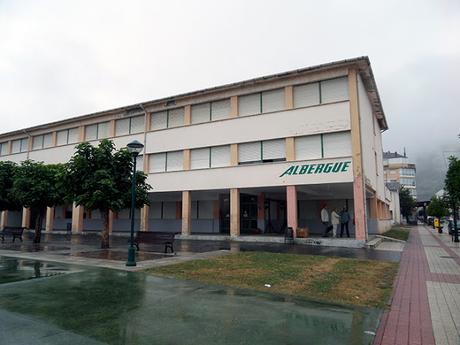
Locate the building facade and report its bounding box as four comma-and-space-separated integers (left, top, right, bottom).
0, 57, 392, 242
383, 151, 417, 199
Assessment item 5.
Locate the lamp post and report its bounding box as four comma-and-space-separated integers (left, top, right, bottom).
126, 139, 144, 267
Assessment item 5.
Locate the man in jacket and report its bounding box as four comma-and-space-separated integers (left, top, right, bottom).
321, 204, 333, 237
340, 207, 350, 238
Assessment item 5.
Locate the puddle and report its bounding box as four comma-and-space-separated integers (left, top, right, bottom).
0, 257, 382, 344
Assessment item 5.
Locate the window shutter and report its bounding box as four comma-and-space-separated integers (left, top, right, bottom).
191, 103, 211, 124
262, 139, 285, 160
151, 111, 167, 130
97, 122, 109, 139
238, 93, 260, 116
293, 83, 320, 108
0, 143, 8, 156
149, 153, 166, 173
211, 145, 230, 168
262, 89, 284, 113
116, 118, 130, 136
211, 99, 230, 121
323, 131, 352, 158
43, 133, 53, 148
136, 155, 144, 172
130, 115, 145, 133
11, 140, 21, 153
85, 124, 97, 141
295, 135, 322, 160
239, 142, 261, 163
57, 131, 67, 145
20, 138, 29, 152
191, 148, 210, 169
168, 108, 184, 128
166, 151, 183, 171
320, 77, 349, 103
68, 128, 79, 144
32, 136, 43, 150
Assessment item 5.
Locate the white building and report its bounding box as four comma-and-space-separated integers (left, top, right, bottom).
383, 151, 417, 199
0, 57, 392, 243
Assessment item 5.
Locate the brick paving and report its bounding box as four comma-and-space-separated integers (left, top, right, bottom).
374, 226, 460, 345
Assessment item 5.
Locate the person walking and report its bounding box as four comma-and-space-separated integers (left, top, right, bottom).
331, 209, 340, 238
321, 204, 332, 237
340, 207, 350, 238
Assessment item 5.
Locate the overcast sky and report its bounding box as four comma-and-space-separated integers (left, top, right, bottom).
1, 0, 459, 198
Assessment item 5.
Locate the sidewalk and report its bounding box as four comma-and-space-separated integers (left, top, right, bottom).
374, 225, 460, 345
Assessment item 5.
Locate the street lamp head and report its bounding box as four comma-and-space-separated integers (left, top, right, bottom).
126, 140, 144, 156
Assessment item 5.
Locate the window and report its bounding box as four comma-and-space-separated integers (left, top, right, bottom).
57, 128, 79, 145
32, 133, 53, 150
293, 82, 320, 108
191, 200, 213, 219
400, 168, 415, 176
151, 201, 178, 219
85, 122, 109, 141
320, 77, 349, 103
0, 142, 8, 156
322, 131, 352, 158
151, 108, 184, 130
295, 135, 322, 160
238, 89, 285, 116
149, 151, 183, 173
191, 103, 210, 124
400, 178, 416, 186
190, 145, 230, 170
115, 115, 145, 136
211, 99, 230, 121
11, 138, 28, 154
238, 139, 285, 164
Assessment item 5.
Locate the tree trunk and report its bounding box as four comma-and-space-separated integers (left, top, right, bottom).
101, 209, 110, 249
33, 208, 45, 244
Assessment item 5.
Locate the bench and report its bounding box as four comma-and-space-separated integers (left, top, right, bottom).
1, 227, 25, 243
134, 231, 175, 253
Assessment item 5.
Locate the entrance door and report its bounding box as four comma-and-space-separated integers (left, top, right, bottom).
219, 194, 230, 234
264, 199, 287, 234
240, 194, 258, 234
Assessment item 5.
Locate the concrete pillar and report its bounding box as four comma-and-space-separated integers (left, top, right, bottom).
45, 207, 54, 232
230, 188, 240, 237
284, 86, 294, 109
21, 207, 30, 229
0, 210, 8, 230
140, 205, 149, 232
257, 193, 265, 231
108, 210, 114, 234
286, 186, 298, 237
230, 144, 238, 166
349, 69, 367, 241
285, 137, 295, 161
230, 96, 238, 117
71, 203, 84, 233
183, 149, 191, 170
181, 191, 191, 236
184, 105, 192, 125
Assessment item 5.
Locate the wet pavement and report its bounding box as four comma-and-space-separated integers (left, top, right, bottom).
0, 256, 381, 345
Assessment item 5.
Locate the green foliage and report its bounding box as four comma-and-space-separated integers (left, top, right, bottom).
0, 161, 20, 211
399, 187, 416, 218
427, 196, 449, 218
445, 156, 460, 205
12, 161, 65, 210
65, 139, 151, 212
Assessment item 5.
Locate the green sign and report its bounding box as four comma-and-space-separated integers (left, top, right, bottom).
280, 161, 351, 177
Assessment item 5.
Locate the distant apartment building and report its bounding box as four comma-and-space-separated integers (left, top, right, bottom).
383, 151, 417, 199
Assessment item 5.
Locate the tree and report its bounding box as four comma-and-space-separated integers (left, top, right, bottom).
0, 161, 20, 212
445, 155, 460, 242
427, 196, 448, 218
65, 139, 151, 248
12, 161, 65, 243
399, 187, 416, 223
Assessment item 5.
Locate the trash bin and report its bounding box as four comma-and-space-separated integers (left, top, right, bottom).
284, 227, 295, 244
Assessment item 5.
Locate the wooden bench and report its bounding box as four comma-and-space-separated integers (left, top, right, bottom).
134, 231, 175, 253
1, 227, 25, 243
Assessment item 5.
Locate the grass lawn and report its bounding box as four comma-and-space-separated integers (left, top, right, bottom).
382, 227, 411, 241
147, 252, 398, 308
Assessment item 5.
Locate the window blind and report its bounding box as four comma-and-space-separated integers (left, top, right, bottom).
116, 118, 130, 136
262, 89, 284, 113
262, 139, 285, 160
168, 108, 184, 128
211, 145, 230, 168
211, 99, 230, 121
97, 122, 109, 139
295, 135, 322, 160
85, 124, 97, 141
43, 133, 53, 148
151, 111, 168, 130
20, 138, 28, 152
11, 140, 21, 153
323, 131, 352, 158
320, 77, 349, 103
149, 153, 166, 173
0, 142, 7, 156
238, 93, 260, 116
130, 115, 145, 133
57, 131, 68, 145
239, 142, 261, 163
68, 128, 79, 144
166, 151, 183, 171
191, 148, 209, 169
32, 136, 43, 150
191, 103, 211, 124
293, 83, 320, 108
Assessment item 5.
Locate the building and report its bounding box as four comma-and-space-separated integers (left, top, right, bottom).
385, 181, 401, 224
383, 150, 417, 199
0, 57, 393, 243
